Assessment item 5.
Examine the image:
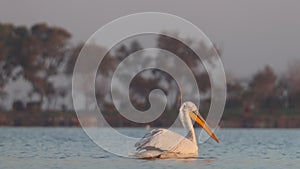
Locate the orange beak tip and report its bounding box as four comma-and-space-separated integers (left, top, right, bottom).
212, 134, 220, 143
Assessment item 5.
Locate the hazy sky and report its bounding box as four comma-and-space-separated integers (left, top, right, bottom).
1, 0, 299, 78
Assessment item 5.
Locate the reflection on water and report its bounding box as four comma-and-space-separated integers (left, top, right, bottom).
172, 158, 216, 164
0, 128, 299, 169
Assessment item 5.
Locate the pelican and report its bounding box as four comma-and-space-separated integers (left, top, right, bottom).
134, 101, 219, 159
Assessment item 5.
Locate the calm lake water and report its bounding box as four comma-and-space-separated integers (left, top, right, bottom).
0, 127, 300, 169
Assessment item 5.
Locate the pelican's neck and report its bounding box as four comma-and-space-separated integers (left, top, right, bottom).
180, 112, 197, 145
186, 121, 197, 145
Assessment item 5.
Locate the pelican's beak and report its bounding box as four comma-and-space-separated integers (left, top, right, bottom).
189, 111, 220, 143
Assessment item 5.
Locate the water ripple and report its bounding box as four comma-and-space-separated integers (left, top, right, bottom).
0, 128, 299, 169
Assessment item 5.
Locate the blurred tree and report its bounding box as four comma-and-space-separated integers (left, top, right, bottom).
286, 59, 300, 108
64, 43, 83, 75
0, 23, 71, 109
248, 65, 277, 109
226, 80, 244, 108
276, 76, 290, 108
67, 42, 113, 110
95, 41, 142, 112
157, 33, 219, 111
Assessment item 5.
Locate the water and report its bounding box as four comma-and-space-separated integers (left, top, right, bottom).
0, 128, 300, 169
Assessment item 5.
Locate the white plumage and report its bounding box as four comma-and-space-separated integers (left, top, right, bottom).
134, 102, 219, 159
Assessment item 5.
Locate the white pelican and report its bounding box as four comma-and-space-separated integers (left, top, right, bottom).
134, 101, 219, 159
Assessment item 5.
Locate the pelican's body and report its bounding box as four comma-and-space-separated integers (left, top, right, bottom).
134, 102, 219, 159
134, 128, 198, 158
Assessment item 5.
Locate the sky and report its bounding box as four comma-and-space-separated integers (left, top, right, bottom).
1, 0, 300, 78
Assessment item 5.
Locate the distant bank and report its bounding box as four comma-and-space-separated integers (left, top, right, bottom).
0, 110, 299, 128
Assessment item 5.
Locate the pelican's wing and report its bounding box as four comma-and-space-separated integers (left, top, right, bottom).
134, 128, 185, 152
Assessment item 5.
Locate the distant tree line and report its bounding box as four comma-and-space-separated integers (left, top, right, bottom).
0, 22, 300, 127
227, 64, 300, 112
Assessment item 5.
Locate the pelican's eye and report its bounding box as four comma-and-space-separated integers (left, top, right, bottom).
192, 110, 196, 115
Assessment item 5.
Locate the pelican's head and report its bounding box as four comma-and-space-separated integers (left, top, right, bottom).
179, 101, 220, 143
180, 101, 199, 114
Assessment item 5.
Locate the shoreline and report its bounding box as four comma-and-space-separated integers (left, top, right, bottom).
1, 110, 300, 128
